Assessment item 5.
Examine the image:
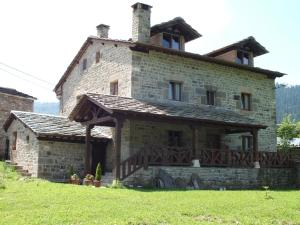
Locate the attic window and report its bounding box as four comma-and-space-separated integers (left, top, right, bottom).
236, 51, 249, 65
95, 51, 100, 63
162, 33, 180, 50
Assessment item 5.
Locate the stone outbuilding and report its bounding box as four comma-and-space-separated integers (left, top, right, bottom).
3, 111, 111, 181
0, 87, 36, 159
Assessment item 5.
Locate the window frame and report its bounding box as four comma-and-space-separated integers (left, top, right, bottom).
242, 135, 253, 151
168, 81, 182, 101
162, 33, 181, 50
206, 90, 216, 106
110, 81, 118, 95
82, 58, 87, 71
12, 132, 17, 150
95, 51, 100, 64
241, 93, 251, 111
237, 51, 250, 65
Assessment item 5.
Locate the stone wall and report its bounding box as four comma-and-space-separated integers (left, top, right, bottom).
37, 140, 85, 181
0, 93, 33, 158
6, 120, 39, 176
131, 50, 277, 151
60, 40, 132, 116
124, 166, 296, 189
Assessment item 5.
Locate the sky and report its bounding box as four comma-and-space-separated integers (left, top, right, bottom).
0, 0, 299, 102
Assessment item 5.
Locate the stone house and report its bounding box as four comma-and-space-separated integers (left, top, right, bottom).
0, 87, 35, 159
4, 3, 297, 188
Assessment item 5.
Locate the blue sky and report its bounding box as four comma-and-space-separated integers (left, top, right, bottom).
0, 0, 299, 102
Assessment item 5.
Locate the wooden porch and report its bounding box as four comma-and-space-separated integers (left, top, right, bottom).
119, 147, 293, 180
69, 93, 293, 182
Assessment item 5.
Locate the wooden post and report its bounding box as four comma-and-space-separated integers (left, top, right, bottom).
191, 126, 196, 159
114, 117, 123, 180
252, 129, 260, 168
85, 125, 93, 174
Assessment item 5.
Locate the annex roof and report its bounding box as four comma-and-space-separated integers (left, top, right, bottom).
151, 17, 201, 42
206, 36, 268, 57
0, 87, 36, 100
3, 111, 111, 142
70, 93, 267, 129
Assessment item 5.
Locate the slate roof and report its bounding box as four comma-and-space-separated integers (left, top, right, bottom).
205, 36, 268, 57
3, 111, 111, 140
150, 17, 201, 42
0, 87, 36, 99
71, 93, 267, 129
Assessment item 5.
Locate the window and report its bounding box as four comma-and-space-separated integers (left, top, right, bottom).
95, 51, 100, 63
236, 51, 249, 65
241, 93, 251, 110
82, 58, 87, 71
162, 33, 180, 50
168, 82, 182, 101
206, 91, 215, 105
242, 136, 253, 151
110, 81, 118, 95
206, 134, 221, 149
168, 131, 182, 147
26, 135, 30, 144
12, 132, 17, 150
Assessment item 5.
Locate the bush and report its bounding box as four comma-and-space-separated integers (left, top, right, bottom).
109, 179, 124, 189
95, 163, 102, 181
85, 174, 94, 180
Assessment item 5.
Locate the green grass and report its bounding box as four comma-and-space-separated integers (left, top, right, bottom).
0, 162, 300, 225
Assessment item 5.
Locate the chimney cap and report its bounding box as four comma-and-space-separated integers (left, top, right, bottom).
131, 2, 152, 10
96, 24, 110, 29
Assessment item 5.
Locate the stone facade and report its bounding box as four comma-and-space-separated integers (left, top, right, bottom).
124, 166, 296, 189
0, 92, 34, 159
131, 50, 276, 151
59, 41, 132, 116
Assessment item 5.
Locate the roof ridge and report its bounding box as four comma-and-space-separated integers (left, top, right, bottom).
11, 110, 66, 118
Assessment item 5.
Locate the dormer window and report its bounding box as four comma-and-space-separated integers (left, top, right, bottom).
236, 51, 250, 65
162, 33, 180, 50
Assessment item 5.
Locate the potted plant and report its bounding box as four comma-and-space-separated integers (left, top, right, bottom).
70, 174, 80, 185
93, 163, 102, 187
83, 174, 94, 186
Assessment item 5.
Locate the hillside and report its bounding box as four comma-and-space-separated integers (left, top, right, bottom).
276, 85, 300, 123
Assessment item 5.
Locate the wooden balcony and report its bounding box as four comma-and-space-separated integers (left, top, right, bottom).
119, 147, 293, 180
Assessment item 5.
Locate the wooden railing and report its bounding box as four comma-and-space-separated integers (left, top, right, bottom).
120, 147, 293, 180
198, 149, 292, 168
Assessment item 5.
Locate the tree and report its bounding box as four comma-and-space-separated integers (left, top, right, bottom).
277, 115, 299, 150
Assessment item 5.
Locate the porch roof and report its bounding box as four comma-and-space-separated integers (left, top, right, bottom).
70, 93, 267, 129
3, 111, 112, 142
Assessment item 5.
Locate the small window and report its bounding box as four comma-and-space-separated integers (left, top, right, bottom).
26, 135, 30, 143
95, 51, 100, 64
237, 51, 249, 65
168, 81, 182, 101
168, 131, 182, 147
241, 93, 251, 110
242, 136, 253, 151
110, 81, 118, 95
82, 58, 87, 71
12, 132, 17, 150
206, 91, 215, 105
162, 33, 180, 50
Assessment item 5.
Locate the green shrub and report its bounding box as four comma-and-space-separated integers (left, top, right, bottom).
85, 174, 94, 180
109, 179, 123, 189
95, 163, 102, 181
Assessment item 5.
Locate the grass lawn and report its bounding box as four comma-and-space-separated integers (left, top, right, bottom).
0, 162, 299, 225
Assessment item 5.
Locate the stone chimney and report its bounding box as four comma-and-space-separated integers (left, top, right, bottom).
96, 24, 110, 38
131, 2, 152, 43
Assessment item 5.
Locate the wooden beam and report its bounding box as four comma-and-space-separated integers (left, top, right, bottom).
85, 125, 93, 174
114, 117, 124, 180
81, 116, 114, 126
191, 125, 196, 158
251, 129, 259, 161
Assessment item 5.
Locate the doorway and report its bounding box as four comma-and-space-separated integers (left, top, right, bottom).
91, 142, 107, 176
